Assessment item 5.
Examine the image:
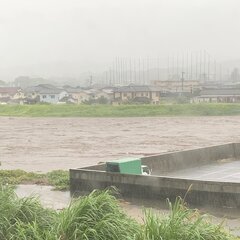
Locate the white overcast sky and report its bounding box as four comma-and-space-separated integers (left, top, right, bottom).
0, 0, 240, 79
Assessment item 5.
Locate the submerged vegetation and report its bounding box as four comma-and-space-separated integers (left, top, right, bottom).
0, 169, 69, 190
0, 187, 237, 240
0, 103, 240, 117
0, 187, 139, 240
139, 197, 236, 240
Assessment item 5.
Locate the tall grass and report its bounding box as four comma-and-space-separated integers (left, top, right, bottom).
55, 189, 140, 240
0, 186, 237, 240
0, 103, 240, 117
0, 187, 139, 240
138, 197, 236, 240
0, 169, 69, 190
0, 186, 55, 239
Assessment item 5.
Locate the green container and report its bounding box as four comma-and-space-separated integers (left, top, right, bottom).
106, 157, 142, 175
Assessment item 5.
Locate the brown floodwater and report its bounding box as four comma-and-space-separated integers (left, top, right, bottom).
2, 116, 240, 235
1, 116, 240, 172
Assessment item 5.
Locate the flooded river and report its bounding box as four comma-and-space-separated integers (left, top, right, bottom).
2, 116, 240, 235
1, 116, 240, 172
16, 184, 240, 236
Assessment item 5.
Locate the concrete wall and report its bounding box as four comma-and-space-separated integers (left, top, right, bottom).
79, 143, 240, 174
70, 168, 240, 207
70, 143, 240, 208
141, 142, 240, 174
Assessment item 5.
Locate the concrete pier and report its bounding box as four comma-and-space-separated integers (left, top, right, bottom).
70, 142, 240, 207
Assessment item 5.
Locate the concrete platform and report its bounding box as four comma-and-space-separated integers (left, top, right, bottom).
164, 159, 240, 183
70, 143, 240, 208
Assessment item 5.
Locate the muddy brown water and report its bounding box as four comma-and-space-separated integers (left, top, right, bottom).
1, 116, 240, 172
1, 116, 240, 234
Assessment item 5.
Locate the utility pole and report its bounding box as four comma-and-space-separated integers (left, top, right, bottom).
89, 75, 93, 86
109, 67, 112, 86
167, 54, 170, 80
134, 58, 137, 84
142, 58, 145, 84
195, 52, 198, 81
214, 60, 217, 81
190, 52, 193, 80
181, 71, 185, 93
177, 53, 179, 80
138, 58, 141, 84
129, 58, 132, 84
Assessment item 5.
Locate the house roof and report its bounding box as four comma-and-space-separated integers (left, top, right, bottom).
24, 84, 64, 94
38, 88, 65, 94
113, 85, 161, 93
64, 88, 84, 93
199, 88, 240, 97
0, 87, 20, 95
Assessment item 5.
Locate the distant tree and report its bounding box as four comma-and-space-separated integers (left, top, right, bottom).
230, 68, 240, 82
14, 76, 31, 87
14, 76, 50, 88
83, 96, 109, 105
97, 96, 109, 104
176, 96, 190, 104
130, 97, 151, 104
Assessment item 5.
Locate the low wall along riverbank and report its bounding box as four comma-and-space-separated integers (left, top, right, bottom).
70, 143, 240, 208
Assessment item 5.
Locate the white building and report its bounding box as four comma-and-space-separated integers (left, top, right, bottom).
39, 89, 68, 104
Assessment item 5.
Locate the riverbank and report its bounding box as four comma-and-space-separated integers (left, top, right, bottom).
0, 103, 240, 117
0, 185, 235, 239
0, 169, 69, 190
15, 184, 240, 237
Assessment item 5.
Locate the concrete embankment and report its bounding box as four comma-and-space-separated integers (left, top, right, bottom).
70, 143, 240, 208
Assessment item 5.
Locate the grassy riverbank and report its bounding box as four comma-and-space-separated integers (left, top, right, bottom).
0, 103, 240, 117
0, 187, 237, 240
0, 170, 69, 190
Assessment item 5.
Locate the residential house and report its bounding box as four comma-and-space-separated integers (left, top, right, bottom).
0, 87, 23, 98
0, 87, 24, 104
67, 87, 113, 104
192, 88, 240, 103
57, 95, 76, 104
92, 89, 113, 103
100, 87, 115, 101
65, 88, 91, 104
113, 85, 161, 104
39, 89, 68, 104
152, 80, 200, 93
24, 84, 68, 104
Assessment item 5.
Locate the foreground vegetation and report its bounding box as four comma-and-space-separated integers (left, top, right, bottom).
0, 169, 69, 190
0, 103, 240, 117
0, 187, 236, 240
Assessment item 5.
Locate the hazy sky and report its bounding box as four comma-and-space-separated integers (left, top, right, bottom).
0, 0, 240, 79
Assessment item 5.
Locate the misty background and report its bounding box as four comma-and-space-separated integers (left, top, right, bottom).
0, 0, 240, 85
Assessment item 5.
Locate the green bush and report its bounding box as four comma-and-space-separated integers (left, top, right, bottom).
47, 170, 69, 191
0, 169, 69, 190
